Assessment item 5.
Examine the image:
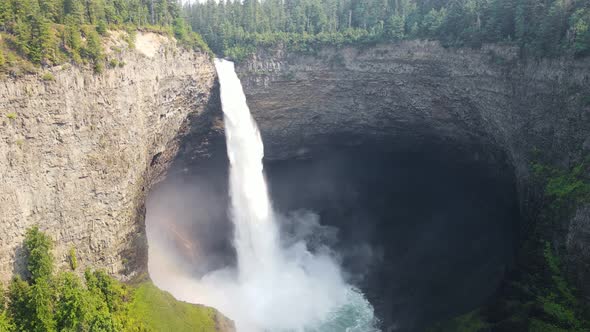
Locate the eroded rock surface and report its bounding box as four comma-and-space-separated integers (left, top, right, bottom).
0, 32, 216, 281
235, 40, 590, 297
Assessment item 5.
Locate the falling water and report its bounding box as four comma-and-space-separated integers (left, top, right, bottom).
217, 58, 280, 281
148, 59, 380, 331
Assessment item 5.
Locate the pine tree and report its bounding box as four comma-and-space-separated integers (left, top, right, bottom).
8, 277, 32, 331
83, 27, 104, 72
385, 14, 405, 40
23, 227, 54, 282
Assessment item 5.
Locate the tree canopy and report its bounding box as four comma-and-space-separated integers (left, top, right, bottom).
0, 0, 208, 75
184, 0, 590, 59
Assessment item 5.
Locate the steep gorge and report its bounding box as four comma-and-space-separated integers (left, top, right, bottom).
229, 41, 590, 327
233, 40, 590, 298
1, 34, 590, 330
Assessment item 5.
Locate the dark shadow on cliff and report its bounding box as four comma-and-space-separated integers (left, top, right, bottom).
145, 121, 521, 331
144, 81, 235, 280
265, 138, 521, 331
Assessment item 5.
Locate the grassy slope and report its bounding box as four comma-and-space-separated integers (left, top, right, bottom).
129, 282, 218, 332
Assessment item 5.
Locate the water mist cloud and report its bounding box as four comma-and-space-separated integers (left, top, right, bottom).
146, 59, 379, 332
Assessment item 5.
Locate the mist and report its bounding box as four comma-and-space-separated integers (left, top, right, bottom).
146, 60, 378, 332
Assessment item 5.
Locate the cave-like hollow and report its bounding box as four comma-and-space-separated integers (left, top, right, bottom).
145, 123, 522, 331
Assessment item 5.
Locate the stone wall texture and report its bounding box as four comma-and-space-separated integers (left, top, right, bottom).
236, 40, 590, 300
0, 32, 216, 282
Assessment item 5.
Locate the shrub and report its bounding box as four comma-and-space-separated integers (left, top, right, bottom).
5, 112, 16, 120
0, 311, 12, 332
93, 62, 104, 74
8, 276, 32, 330
108, 59, 119, 68
24, 226, 54, 282
41, 72, 55, 81
55, 272, 91, 331
123, 28, 136, 50
96, 21, 108, 36
68, 247, 78, 271
28, 277, 57, 332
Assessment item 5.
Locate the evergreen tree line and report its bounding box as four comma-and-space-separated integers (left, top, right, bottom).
0, 0, 208, 74
184, 0, 590, 60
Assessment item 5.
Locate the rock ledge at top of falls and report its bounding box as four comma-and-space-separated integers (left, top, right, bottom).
0, 32, 216, 283
234, 40, 590, 300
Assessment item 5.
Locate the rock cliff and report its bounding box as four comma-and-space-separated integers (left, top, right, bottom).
235, 40, 590, 299
0, 32, 216, 282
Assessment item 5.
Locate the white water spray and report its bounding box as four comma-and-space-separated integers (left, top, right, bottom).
148, 59, 378, 332
219, 59, 280, 280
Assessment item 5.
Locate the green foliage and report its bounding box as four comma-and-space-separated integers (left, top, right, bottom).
54, 272, 89, 331
68, 247, 77, 270
5, 112, 16, 120
385, 15, 405, 40
82, 26, 104, 73
0, 284, 13, 332
123, 28, 136, 50
41, 72, 54, 81
533, 242, 585, 330
27, 277, 57, 332
85, 270, 128, 315
0, 311, 13, 332
96, 21, 108, 36
0, 0, 204, 72
24, 226, 54, 282
108, 58, 118, 68
4, 227, 219, 332
428, 156, 590, 331
571, 9, 590, 57
0, 49, 5, 69
185, 0, 590, 59
532, 158, 590, 212
8, 276, 32, 331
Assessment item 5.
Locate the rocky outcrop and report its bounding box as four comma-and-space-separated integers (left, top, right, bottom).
0, 32, 216, 282
235, 40, 590, 297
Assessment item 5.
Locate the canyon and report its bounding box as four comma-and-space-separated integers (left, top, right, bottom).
1, 34, 589, 329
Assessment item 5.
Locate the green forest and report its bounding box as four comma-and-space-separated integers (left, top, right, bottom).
0, 0, 207, 74
185, 0, 590, 59
1, 0, 589, 72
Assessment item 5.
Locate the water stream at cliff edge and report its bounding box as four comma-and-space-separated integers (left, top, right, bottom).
150, 59, 379, 332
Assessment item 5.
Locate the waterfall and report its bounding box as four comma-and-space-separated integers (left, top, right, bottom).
148, 59, 379, 332
216, 59, 281, 281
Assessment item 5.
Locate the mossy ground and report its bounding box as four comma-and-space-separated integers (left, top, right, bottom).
129, 282, 218, 332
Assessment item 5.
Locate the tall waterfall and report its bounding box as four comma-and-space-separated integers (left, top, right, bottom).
148, 59, 379, 332
216, 59, 281, 281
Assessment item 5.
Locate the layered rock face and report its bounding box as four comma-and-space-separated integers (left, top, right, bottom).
235, 41, 590, 297
0, 32, 216, 281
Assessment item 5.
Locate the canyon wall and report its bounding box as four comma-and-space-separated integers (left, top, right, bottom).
0, 32, 216, 282
235, 40, 590, 298
1, 33, 589, 308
